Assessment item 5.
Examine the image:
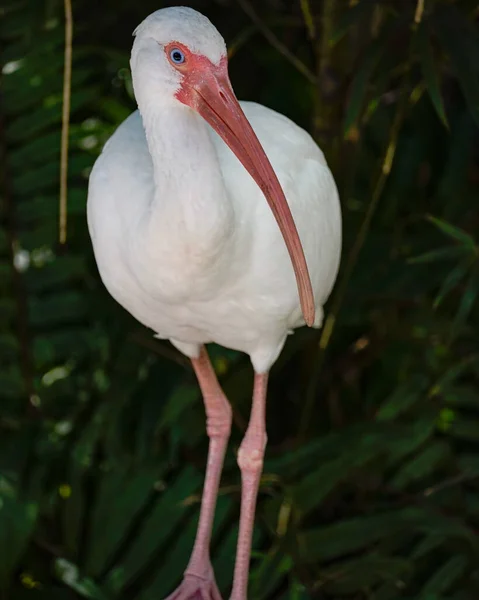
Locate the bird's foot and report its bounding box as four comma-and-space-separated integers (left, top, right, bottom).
164, 573, 223, 600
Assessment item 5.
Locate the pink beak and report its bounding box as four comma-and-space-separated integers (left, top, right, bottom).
177, 57, 315, 327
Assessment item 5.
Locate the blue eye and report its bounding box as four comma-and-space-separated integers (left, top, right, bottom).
170, 48, 185, 64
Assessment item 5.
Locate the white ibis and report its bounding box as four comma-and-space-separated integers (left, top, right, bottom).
87, 6, 341, 599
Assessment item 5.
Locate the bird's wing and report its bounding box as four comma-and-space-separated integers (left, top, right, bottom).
209, 101, 342, 315
87, 109, 158, 321
87, 110, 153, 245
240, 101, 328, 166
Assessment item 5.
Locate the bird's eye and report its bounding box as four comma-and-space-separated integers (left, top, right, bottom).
169, 48, 185, 64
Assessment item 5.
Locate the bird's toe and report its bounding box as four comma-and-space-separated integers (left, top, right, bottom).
163, 574, 223, 600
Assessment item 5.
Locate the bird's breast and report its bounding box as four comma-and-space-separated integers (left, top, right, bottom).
126, 202, 237, 304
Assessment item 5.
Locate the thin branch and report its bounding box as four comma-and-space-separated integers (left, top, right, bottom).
34, 536, 64, 558
312, 0, 339, 156
299, 0, 316, 40
298, 3, 430, 436
300, 82, 411, 437
236, 0, 316, 84
129, 330, 191, 368
59, 0, 73, 245
414, 0, 425, 25
228, 17, 304, 60
423, 472, 478, 497
317, 0, 335, 81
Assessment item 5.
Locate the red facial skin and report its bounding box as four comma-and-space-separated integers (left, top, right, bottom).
164, 42, 315, 327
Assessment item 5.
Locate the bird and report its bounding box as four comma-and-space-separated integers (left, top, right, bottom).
87, 6, 341, 600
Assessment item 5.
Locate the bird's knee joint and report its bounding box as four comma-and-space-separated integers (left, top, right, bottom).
237, 437, 267, 473
206, 399, 232, 439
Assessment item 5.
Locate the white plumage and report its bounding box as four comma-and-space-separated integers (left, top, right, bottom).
88, 9, 341, 373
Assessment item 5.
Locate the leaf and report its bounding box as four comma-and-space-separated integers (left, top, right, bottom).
266, 431, 343, 477
0, 333, 19, 360
343, 38, 382, 135
0, 494, 38, 586
96, 98, 133, 123
435, 355, 479, 390
16, 189, 86, 224
135, 498, 237, 600
373, 581, 409, 600
0, 228, 7, 253
300, 507, 476, 563
251, 546, 291, 599
1, 27, 65, 62
434, 259, 472, 309
13, 590, 74, 600
156, 384, 200, 433
451, 266, 479, 335
5, 67, 94, 116
416, 22, 449, 128
13, 153, 91, 196
420, 555, 467, 596
299, 512, 404, 563
61, 459, 86, 559
343, 15, 410, 135
376, 376, 428, 421
447, 418, 479, 442
331, 0, 374, 45
426, 215, 476, 248
84, 465, 164, 577
458, 454, 479, 477
7, 88, 100, 142
103, 466, 203, 593
0, 367, 26, 400
436, 110, 476, 218
443, 386, 479, 409
28, 292, 87, 327
0, 298, 16, 323
293, 457, 346, 516
320, 555, 411, 595
434, 5, 479, 128
408, 245, 468, 264
54, 559, 110, 600
291, 428, 401, 517
213, 526, 241, 593
138, 520, 200, 599
25, 256, 86, 293
33, 328, 94, 367
391, 441, 450, 489
0, 261, 12, 291
412, 533, 446, 559
9, 127, 82, 168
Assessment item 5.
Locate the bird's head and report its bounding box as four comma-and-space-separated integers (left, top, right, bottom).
131, 7, 226, 101
130, 7, 315, 326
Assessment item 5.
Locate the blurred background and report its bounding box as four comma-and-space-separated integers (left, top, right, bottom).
1, 0, 479, 598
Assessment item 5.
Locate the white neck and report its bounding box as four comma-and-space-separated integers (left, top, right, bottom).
144, 101, 226, 217
136, 98, 235, 297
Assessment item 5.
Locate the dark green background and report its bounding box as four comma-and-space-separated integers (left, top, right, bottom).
1, 0, 478, 598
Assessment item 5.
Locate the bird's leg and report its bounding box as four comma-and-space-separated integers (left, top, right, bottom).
165, 346, 231, 600
186, 346, 232, 575
230, 372, 268, 600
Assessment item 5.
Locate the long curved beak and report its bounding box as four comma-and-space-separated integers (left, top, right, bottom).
177, 58, 315, 327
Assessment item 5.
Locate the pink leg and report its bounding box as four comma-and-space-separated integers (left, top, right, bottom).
165, 346, 231, 600
230, 372, 268, 600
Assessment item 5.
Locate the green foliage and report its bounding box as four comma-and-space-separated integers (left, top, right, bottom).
0, 0, 478, 599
